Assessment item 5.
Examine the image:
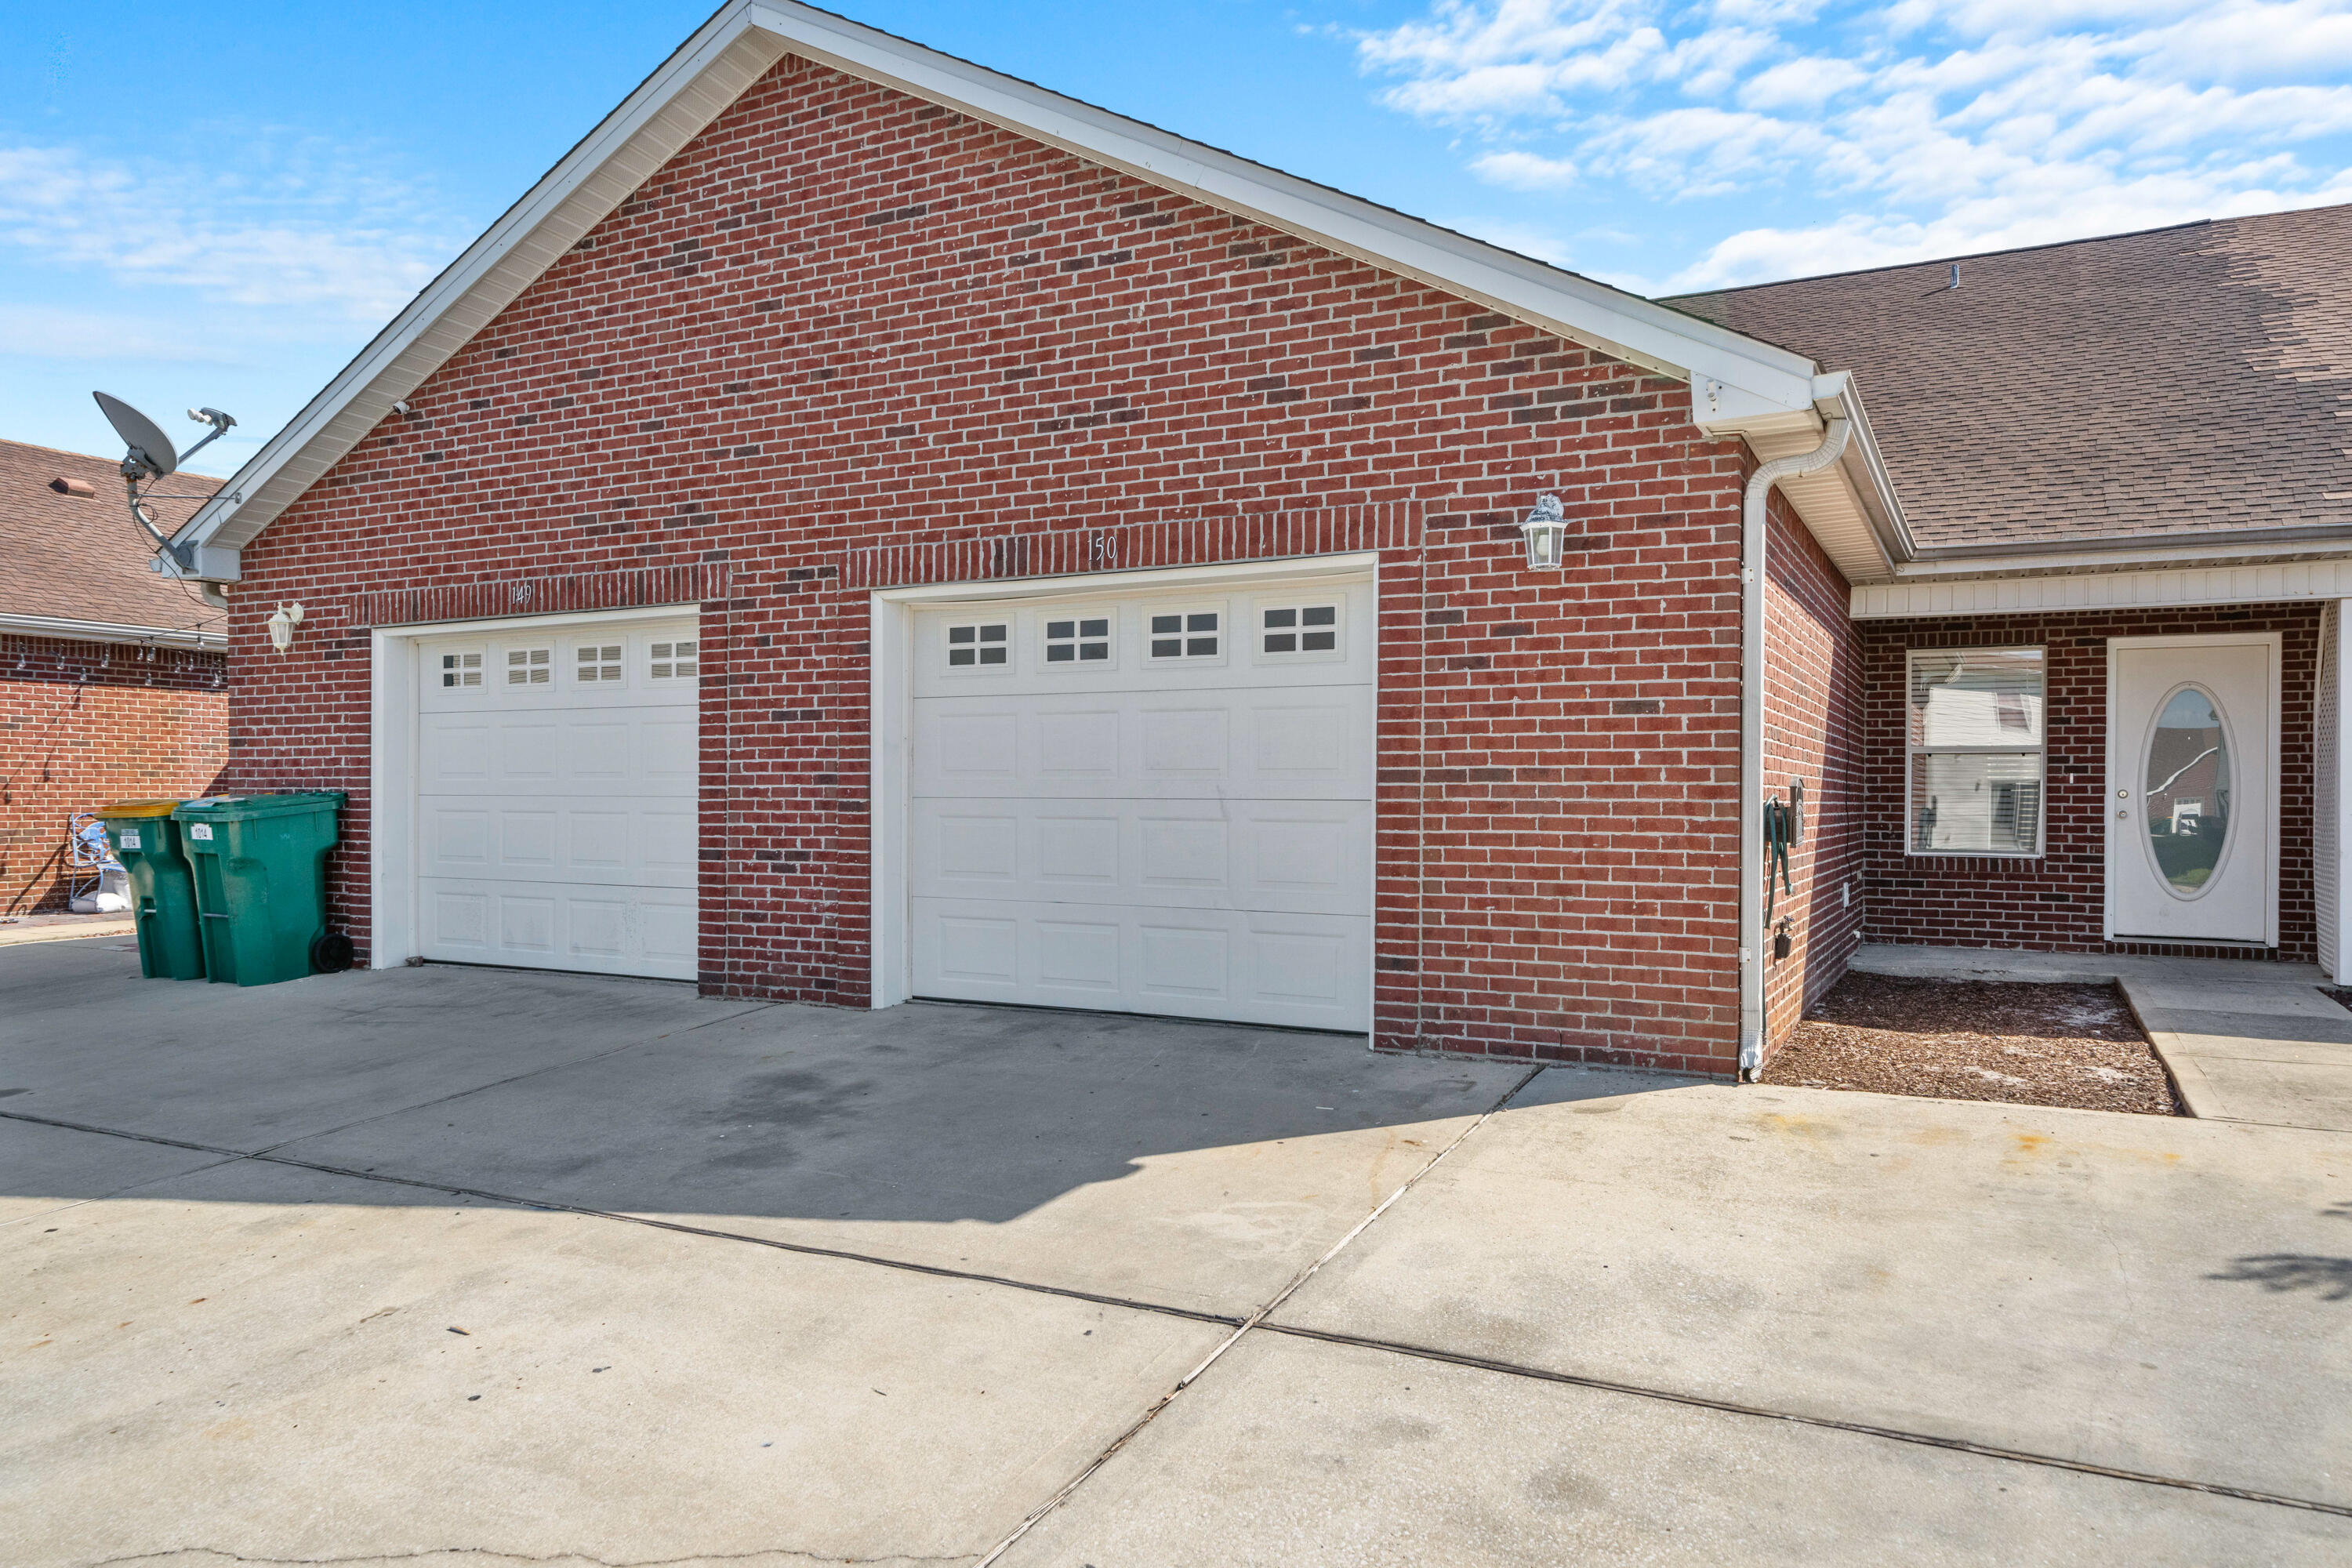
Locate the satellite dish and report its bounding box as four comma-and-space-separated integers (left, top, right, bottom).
93, 391, 178, 478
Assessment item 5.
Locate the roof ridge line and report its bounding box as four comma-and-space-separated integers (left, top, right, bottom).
1668, 214, 2249, 300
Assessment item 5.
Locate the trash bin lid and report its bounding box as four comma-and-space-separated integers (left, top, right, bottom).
100, 800, 186, 818
172, 791, 347, 822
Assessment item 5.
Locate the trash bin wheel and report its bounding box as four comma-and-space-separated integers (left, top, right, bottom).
310, 931, 356, 974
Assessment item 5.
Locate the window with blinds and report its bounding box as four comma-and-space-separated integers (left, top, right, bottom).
1907, 647, 2045, 855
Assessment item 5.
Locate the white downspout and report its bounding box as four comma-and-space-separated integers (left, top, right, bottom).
1737, 416, 1851, 1081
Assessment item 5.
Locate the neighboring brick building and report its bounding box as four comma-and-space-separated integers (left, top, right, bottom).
158, 2, 2352, 1077
0, 438, 228, 916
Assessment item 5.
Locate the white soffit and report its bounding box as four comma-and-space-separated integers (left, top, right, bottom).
1853, 558, 2352, 619
179, 0, 1860, 563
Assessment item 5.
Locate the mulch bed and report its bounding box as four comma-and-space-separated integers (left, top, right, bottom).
1763, 973, 2181, 1116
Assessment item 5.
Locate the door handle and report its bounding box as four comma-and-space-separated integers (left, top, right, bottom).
2117, 809, 2129, 820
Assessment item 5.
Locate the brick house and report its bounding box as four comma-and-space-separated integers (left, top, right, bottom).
160, 2, 2352, 1077
2, 437, 228, 916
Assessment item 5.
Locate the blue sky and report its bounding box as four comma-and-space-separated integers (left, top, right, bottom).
5, 0, 2349, 471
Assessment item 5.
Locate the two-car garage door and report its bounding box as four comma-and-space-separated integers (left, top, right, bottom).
907, 575, 1374, 1031
413, 615, 699, 980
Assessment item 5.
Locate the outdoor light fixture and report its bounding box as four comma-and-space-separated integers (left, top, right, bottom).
1520, 492, 1570, 569
267, 602, 305, 654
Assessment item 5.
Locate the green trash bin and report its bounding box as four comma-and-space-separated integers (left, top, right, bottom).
98, 800, 207, 982
172, 793, 350, 986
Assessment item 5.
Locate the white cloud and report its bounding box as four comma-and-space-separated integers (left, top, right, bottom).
1472, 149, 1584, 187
1663, 162, 2352, 289
1739, 56, 1871, 107
0, 136, 462, 325
1354, 0, 2352, 287
0, 304, 237, 363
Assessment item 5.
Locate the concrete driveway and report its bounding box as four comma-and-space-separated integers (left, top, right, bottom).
5, 939, 2347, 1565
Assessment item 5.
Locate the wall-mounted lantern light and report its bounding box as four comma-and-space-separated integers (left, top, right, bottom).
267, 602, 305, 654
1520, 492, 1570, 569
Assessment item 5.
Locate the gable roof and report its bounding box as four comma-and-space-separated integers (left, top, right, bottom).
172, 0, 1899, 585
0, 438, 224, 648
1671, 205, 2352, 557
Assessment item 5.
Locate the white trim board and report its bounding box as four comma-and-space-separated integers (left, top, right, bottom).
173, 1, 1882, 576
1854, 557, 2352, 619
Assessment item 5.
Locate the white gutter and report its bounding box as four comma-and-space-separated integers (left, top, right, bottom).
1738, 416, 1851, 1081
0, 612, 226, 652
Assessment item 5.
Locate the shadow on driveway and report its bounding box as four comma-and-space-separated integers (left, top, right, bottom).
0, 938, 1635, 1315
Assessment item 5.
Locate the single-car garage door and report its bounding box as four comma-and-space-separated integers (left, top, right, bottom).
415, 615, 699, 979
909, 575, 1374, 1030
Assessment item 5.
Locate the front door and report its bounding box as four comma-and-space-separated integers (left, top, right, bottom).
2107, 636, 2277, 944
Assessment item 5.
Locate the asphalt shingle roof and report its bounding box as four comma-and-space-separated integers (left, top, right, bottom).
1670, 204, 2352, 554
0, 437, 225, 638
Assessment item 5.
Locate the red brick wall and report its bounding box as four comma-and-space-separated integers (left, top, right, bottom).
222, 55, 1758, 1072
1860, 606, 2318, 958
1760, 497, 1866, 1051
1, 635, 228, 915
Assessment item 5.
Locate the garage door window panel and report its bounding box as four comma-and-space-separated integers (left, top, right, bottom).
1258, 602, 1342, 659
1043, 612, 1115, 667
506, 647, 552, 686
946, 621, 1011, 671
1149, 608, 1224, 663
577, 643, 624, 684
438, 650, 485, 689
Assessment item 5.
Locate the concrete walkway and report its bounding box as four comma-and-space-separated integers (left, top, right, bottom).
1853, 943, 2352, 1133
0, 913, 134, 948
5, 939, 2348, 1564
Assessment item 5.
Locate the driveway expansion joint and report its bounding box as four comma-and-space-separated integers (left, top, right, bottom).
969, 1062, 1547, 1567
1252, 1320, 2352, 1519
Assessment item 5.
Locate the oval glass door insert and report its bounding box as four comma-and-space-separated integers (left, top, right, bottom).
2144, 685, 2231, 897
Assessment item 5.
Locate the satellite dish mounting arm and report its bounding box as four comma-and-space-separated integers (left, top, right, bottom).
93, 394, 235, 574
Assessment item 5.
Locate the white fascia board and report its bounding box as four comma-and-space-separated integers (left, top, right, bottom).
742, 2, 1820, 411
1891, 533, 2352, 579
179, 0, 1838, 573
0, 612, 226, 652
1853, 555, 2352, 619
179, 2, 786, 559
1717, 369, 1908, 584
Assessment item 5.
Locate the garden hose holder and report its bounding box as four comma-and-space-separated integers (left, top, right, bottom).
1763, 777, 1806, 938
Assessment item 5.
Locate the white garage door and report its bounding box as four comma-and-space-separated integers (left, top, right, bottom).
415, 615, 699, 979
909, 576, 1374, 1030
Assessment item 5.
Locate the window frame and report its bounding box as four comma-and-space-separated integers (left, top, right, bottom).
1254, 597, 1345, 662
436, 649, 485, 691
941, 619, 1013, 674
1904, 644, 2048, 860
1143, 604, 1227, 665
575, 641, 626, 685
1038, 608, 1117, 670
648, 638, 699, 681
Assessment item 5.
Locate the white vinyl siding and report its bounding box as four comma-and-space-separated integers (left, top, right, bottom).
1907, 646, 2045, 857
